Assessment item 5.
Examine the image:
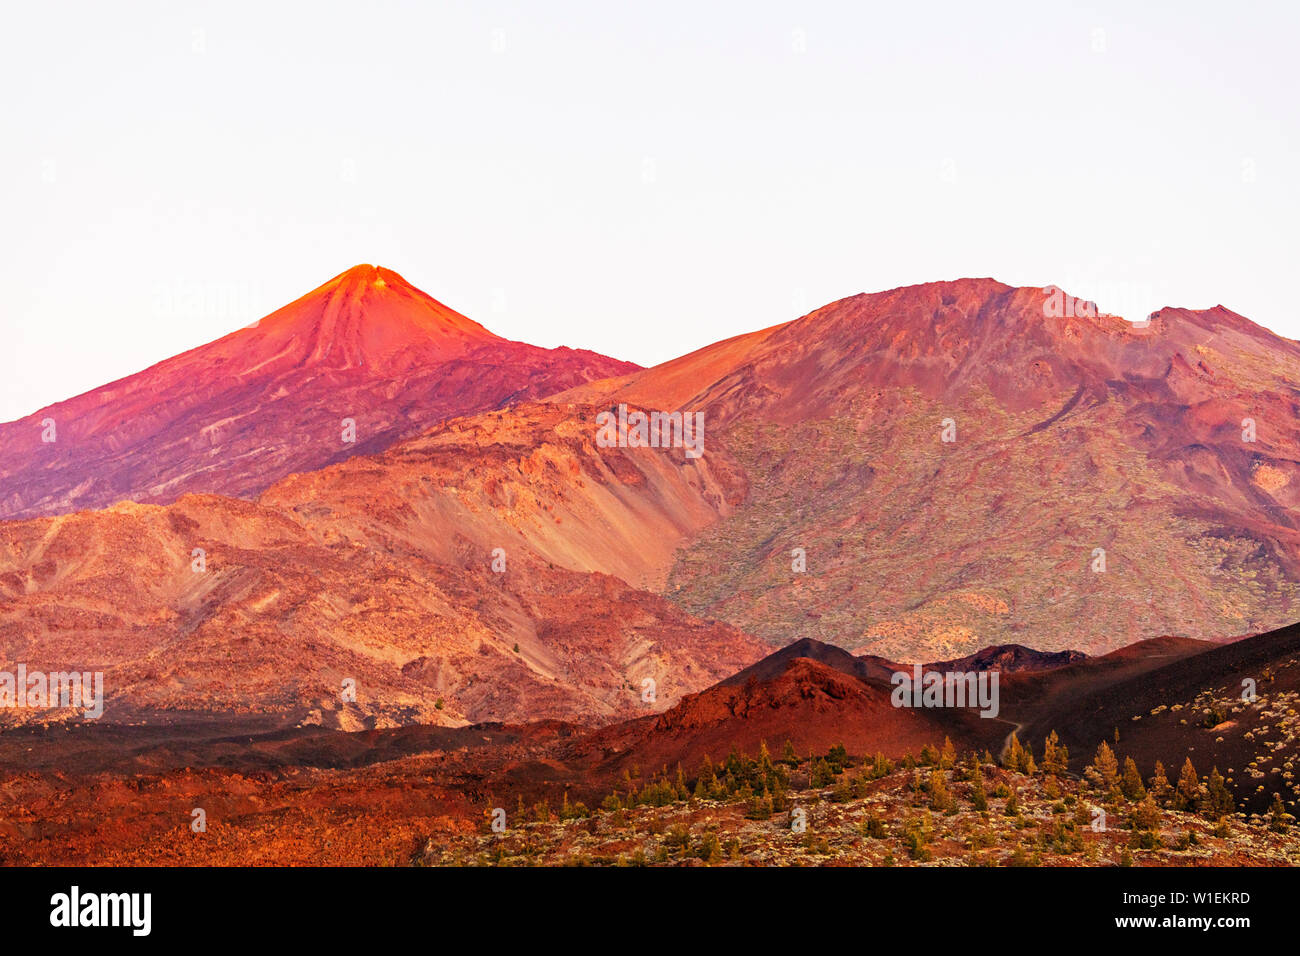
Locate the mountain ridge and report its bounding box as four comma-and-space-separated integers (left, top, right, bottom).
0, 264, 639, 519
4, 273, 1300, 725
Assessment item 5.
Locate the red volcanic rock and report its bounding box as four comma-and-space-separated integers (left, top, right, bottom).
7, 270, 1300, 726
0, 265, 637, 519
259, 400, 750, 592
566, 279, 1300, 659
575, 279, 1300, 426
927, 644, 1087, 674
573, 639, 1007, 773
0, 423, 767, 726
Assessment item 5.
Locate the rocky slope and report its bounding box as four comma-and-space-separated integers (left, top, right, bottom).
0, 427, 766, 727
0, 265, 637, 519
558, 279, 1300, 659
5, 275, 1300, 725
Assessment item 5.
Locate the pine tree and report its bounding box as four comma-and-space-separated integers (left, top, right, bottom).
1002, 733, 1024, 771
782, 739, 799, 766
1129, 792, 1161, 831
1120, 757, 1147, 801
862, 813, 887, 839
940, 736, 956, 770
1175, 758, 1201, 811
811, 758, 835, 788
1073, 799, 1091, 828
1148, 761, 1171, 805
1004, 786, 1020, 816
910, 768, 925, 797
929, 769, 954, 812
695, 830, 722, 863
1021, 744, 1037, 776
1008, 845, 1033, 867
1268, 793, 1291, 832
827, 743, 849, 771
758, 740, 774, 776
745, 789, 773, 820
1043, 730, 1069, 775
866, 752, 891, 780
1085, 742, 1119, 791
1203, 767, 1233, 820
831, 775, 854, 804
725, 746, 745, 780
694, 755, 717, 800
770, 776, 790, 813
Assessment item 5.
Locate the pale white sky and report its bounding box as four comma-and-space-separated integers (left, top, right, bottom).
2, 0, 1297, 422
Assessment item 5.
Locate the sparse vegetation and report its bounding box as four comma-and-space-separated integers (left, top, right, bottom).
420, 734, 1300, 867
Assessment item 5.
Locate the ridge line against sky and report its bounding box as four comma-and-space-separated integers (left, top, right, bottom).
2, 0, 1297, 422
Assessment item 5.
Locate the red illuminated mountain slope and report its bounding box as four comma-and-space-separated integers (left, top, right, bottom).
0, 265, 637, 519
